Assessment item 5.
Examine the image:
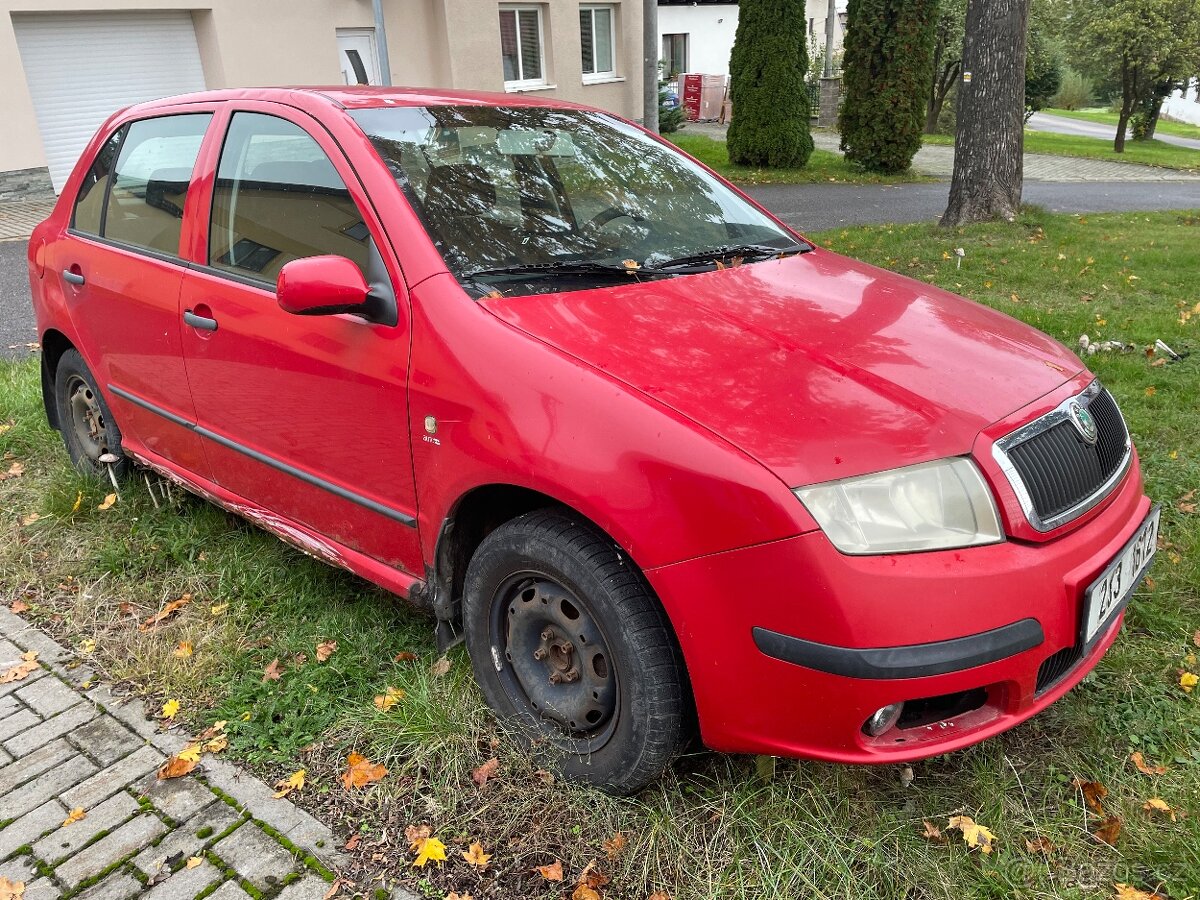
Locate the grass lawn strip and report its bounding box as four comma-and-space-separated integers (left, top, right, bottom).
667, 132, 934, 185
925, 129, 1200, 172
2, 209, 1200, 899
1041, 108, 1200, 143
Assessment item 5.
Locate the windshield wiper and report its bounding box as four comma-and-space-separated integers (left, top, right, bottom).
463, 261, 660, 281
646, 242, 808, 271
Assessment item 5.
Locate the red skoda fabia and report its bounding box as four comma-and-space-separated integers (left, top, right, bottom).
29, 88, 1158, 793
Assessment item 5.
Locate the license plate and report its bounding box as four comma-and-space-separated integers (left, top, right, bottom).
1083, 505, 1160, 645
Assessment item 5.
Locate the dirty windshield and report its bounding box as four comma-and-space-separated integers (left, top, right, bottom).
350, 105, 804, 295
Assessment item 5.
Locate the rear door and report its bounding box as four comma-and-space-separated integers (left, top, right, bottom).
177, 103, 421, 574
58, 110, 214, 474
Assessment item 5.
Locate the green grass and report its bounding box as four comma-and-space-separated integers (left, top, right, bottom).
667, 132, 933, 185
925, 129, 1200, 172
4, 209, 1200, 899
1043, 108, 1200, 143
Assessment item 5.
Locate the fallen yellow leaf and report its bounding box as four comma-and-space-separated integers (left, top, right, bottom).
185, 857, 203, 869
78, 638, 95, 654
1181, 672, 1198, 693
603, 831, 627, 859
462, 841, 491, 869
157, 754, 197, 780
273, 769, 306, 799
0, 876, 25, 900
1143, 797, 1177, 821
948, 815, 995, 853
71, 491, 82, 513
178, 744, 202, 763
412, 836, 447, 868
210, 603, 229, 616
1, 651, 39, 685
1114, 883, 1166, 899
1131, 751, 1167, 776
173, 641, 194, 659
373, 686, 405, 711
204, 735, 228, 753
139, 594, 192, 631
21, 513, 40, 526
62, 807, 87, 826
97, 493, 117, 510
161, 699, 180, 720
341, 752, 387, 789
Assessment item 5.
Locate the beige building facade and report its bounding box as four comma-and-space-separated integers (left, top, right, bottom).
0, 0, 644, 198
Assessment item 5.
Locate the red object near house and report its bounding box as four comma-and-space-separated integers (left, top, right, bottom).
679, 73, 724, 121
28, 87, 1156, 794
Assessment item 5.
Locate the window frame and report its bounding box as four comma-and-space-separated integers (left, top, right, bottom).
579, 5, 617, 83
67, 112, 214, 264
500, 5, 548, 91
205, 110, 373, 289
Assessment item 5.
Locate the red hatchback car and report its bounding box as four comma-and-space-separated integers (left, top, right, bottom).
29, 87, 1157, 793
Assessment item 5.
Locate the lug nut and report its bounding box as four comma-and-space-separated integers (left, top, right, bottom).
533, 648, 547, 660
541, 629, 553, 640
549, 672, 561, 684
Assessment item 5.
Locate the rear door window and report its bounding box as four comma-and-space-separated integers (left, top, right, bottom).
208, 112, 370, 283
100, 114, 212, 256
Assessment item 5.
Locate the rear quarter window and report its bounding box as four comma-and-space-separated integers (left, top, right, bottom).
72, 128, 124, 235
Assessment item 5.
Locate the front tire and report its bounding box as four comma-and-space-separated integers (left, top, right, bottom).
53, 349, 130, 480
463, 509, 688, 794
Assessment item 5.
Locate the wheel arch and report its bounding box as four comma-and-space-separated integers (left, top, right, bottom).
39, 328, 77, 431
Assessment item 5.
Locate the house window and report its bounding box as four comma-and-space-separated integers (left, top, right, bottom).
580, 5, 615, 81
500, 7, 545, 88
662, 33, 687, 77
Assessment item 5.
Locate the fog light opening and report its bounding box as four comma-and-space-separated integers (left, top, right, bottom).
863, 702, 905, 737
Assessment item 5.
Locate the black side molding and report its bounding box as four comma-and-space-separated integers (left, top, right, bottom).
107, 384, 417, 528
752, 618, 1044, 680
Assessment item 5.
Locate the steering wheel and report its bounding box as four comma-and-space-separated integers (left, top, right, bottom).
583, 206, 645, 232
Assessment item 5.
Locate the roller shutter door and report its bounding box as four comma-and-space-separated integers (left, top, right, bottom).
13, 10, 207, 192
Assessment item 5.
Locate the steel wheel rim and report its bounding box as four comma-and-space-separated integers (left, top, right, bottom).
66, 375, 108, 463
490, 571, 619, 751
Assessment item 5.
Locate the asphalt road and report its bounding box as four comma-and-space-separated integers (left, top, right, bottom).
1027, 111, 1200, 151
4, 177, 1200, 360
0, 240, 35, 360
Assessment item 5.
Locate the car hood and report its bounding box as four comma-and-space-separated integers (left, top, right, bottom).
480, 250, 1085, 487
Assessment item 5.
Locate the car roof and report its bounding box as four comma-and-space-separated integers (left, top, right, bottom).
125, 85, 593, 116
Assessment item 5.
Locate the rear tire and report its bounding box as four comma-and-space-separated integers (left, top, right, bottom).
53, 350, 130, 480
463, 509, 688, 795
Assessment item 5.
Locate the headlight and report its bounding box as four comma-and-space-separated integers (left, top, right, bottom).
794, 458, 1003, 555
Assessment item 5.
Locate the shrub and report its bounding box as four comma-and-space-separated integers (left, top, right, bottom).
659, 76, 684, 134
727, 0, 813, 168
1051, 67, 1093, 111
839, 0, 938, 173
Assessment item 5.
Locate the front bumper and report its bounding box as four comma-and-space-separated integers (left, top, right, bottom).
644, 454, 1151, 762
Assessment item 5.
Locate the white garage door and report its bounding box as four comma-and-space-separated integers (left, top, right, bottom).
13, 11, 207, 193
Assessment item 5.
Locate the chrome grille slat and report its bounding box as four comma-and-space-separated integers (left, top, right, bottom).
991, 382, 1132, 533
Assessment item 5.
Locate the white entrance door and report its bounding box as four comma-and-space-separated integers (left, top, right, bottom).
337, 29, 381, 85
13, 10, 207, 192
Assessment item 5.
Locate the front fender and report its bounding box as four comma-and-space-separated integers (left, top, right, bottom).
408, 274, 817, 572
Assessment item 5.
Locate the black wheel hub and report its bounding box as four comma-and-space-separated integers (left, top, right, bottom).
497, 575, 617, 741
66, 375, 108, 463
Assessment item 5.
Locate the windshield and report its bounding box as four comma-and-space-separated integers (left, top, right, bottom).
350, 105, 803, 295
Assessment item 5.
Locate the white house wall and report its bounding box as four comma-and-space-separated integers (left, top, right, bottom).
1163, 80, 1200, 127
657, 4, 737, 76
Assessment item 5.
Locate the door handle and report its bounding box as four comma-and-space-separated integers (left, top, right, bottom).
62, 269, 85, 286
183, 310, 218, 332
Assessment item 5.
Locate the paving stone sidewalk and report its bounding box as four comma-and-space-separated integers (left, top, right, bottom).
0, 200, 54, 242
686, 122, 1200, 183
0, 606, 415, 900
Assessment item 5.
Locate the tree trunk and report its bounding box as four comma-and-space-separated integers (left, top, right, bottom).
941, 0, 1031, 226
925, 62, 961, 133
1114, 58, 1135, 153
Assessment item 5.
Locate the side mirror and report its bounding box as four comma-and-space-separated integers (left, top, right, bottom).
276, 256, 370, 318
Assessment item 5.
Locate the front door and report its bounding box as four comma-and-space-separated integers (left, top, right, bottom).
177, 106, 421, 574
337, 29, 380, 85
61, 111, 213, 474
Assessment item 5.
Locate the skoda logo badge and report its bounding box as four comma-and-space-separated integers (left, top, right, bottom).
1069, 400, 1099, 445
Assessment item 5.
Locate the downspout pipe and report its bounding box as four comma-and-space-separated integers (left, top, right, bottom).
372, 0, 393, 86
